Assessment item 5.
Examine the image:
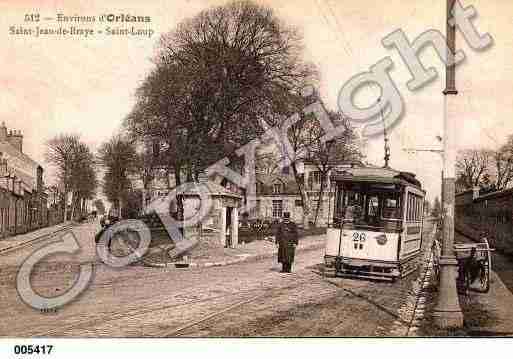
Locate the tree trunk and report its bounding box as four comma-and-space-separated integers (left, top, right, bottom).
81, 197, 86, 216
166, 168, 171, 189
63, 191, 69, 222
118, 195, 123, 219
174, 163, 184, 236
142, 188, 147, 213
313, 172, 327, 226
186, 165, 193, 182
70, 191, 76, 222
292, 162, 310, 229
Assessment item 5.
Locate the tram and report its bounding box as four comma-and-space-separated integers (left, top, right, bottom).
324, 165, 426, 280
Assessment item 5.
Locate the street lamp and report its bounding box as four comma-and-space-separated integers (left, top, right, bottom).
402, 0, 463, 329
432, 0, 463, 328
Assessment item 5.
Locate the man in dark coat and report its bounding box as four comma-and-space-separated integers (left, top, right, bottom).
276, 212, 298, 273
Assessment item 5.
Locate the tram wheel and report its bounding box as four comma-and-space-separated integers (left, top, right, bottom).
475, 260, 490, 293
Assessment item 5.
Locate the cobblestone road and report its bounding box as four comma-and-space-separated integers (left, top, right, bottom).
0, 220, 435, 337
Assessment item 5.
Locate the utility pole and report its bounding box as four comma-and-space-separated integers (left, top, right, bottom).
433, 0, 463, 328
378, 98, 391, 168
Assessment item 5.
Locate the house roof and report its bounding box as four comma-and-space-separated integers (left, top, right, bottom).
256, 173, 299, 195
302, 159, 364, 167
178, 180, 243, 199
0, 140, 39, 190
0, 141, 39, 168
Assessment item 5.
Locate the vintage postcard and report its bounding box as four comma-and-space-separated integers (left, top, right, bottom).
0, 0, 512, 355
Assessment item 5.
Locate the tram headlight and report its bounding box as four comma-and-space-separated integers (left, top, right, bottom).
376, 234, 387, 245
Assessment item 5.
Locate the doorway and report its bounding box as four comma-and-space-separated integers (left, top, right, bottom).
225, 207, 233, 247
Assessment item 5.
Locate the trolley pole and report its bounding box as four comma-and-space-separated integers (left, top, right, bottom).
432, 0, 463, 328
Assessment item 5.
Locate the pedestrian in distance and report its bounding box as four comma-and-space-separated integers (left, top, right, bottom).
275, 212, 298, 273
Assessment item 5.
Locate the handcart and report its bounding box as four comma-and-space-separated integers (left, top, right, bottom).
431, 237, 493, 293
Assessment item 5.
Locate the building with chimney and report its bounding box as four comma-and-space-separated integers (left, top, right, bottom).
0, 122, 48, 237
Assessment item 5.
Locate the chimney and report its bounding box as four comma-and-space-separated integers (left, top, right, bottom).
7, 129, 23, 153
37, 166, 44, 193
472, 186, 480, 200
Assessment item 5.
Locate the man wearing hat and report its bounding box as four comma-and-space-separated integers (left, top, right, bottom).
276, 212, 298, 273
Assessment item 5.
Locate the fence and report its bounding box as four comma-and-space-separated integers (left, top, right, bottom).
0, 189, 64, 240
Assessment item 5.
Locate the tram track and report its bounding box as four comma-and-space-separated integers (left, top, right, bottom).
32, 277, 316, 337
0, 225, 74, 256
162, 278, 321, 337
405, 255, 433, 336
27, 264, 419, 337
321, 276, 410, 326
169, 268, 422, 337
168, 244, 439, 337
32, 287, 267, 337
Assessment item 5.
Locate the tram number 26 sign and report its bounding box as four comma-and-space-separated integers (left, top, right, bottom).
352, 232, 366, 242
352, 232, 366, 250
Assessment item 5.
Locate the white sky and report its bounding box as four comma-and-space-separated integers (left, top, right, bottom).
1, 0, 511, 202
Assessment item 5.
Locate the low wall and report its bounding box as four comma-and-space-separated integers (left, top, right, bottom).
455, 189, 513, 254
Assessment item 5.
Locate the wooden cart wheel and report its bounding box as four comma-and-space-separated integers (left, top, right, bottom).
477, 239, 491, 293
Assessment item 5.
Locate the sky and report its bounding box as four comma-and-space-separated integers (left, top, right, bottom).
1, 0, 512, 202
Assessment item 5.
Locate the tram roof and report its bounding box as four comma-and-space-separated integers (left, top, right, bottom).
330, 165, 422, 189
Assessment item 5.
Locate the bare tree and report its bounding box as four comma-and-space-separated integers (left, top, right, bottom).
307, 112, 362, 225
45, 134, 97, 221
45, 134, 79, 221
126, 0, 316, 183
423, 199, 431, 216
284, 98, 317, 229
431, 196, 442, 219
69, 142, 97, 220
255, 151, 281, 177
97, 135, 139, 219
456, 149, 493, 190
136, 145, 156, 210
493, 135, 513, 190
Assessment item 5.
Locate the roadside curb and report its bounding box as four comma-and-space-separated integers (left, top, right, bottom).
0, 223, 75, 255
389, 223, 437, 336
142, 242, 325, 269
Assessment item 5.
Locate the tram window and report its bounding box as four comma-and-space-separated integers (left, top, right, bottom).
340, 190, 364, 222
368, 196, 379, 216
385, 198, 397, 207
406, 193, 423, 222
412, 196, 416, 220
383, 195, 401, 219
407, 193, 416, 221
407, 194, 411, 221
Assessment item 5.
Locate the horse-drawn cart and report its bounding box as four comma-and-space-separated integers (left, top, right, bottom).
431, 237, 493, 293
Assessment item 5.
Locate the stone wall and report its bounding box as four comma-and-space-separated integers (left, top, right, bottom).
455, 189, 513, 254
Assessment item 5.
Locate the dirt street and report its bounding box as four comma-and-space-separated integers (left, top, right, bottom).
0, 220, 434, 337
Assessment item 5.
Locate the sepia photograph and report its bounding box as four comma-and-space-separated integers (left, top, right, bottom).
1, 0, 512, 355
